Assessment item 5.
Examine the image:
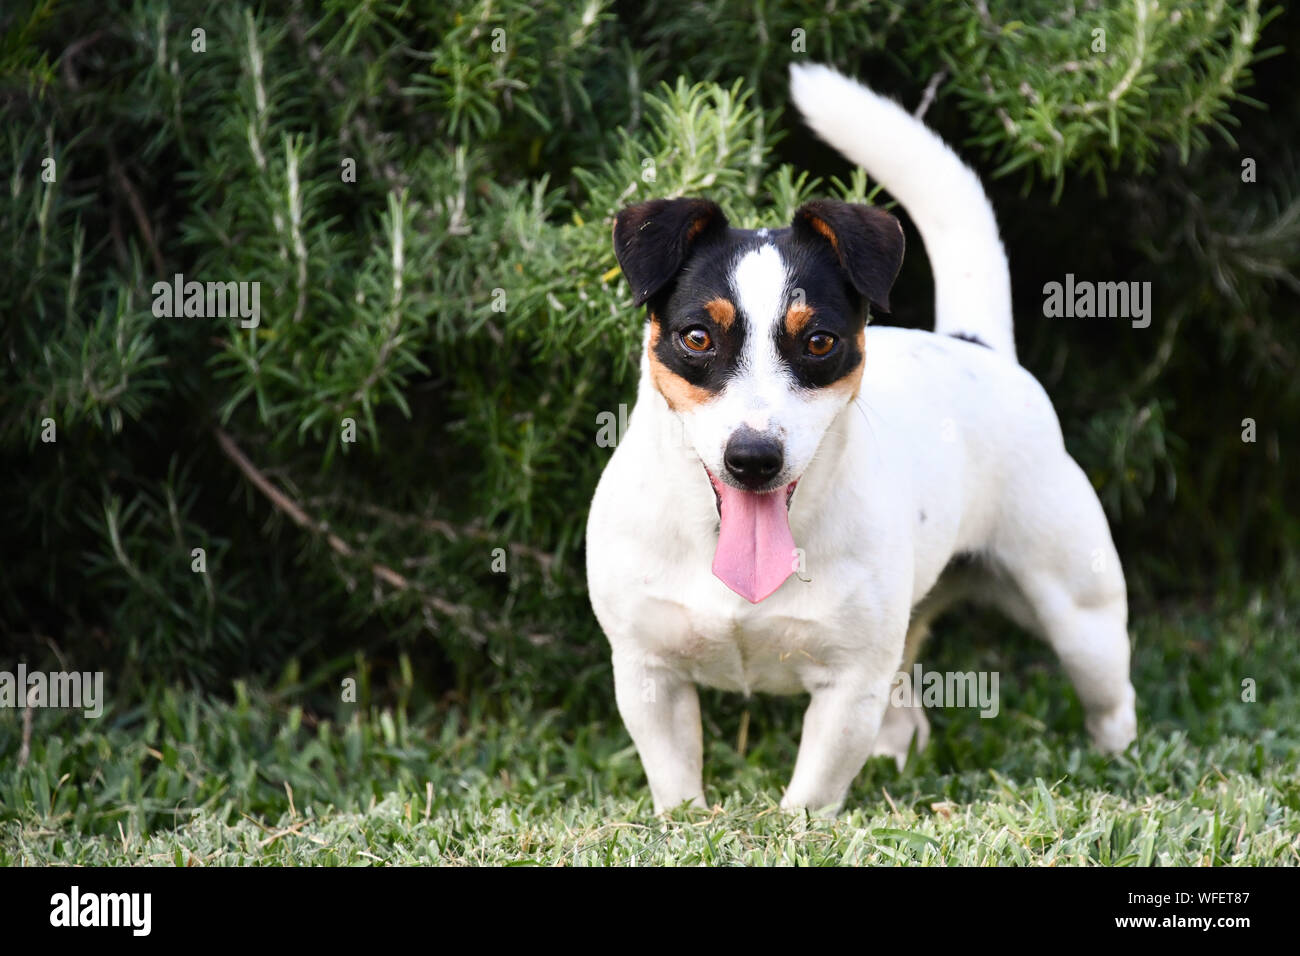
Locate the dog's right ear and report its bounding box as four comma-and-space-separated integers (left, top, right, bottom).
613, 199, 727, 306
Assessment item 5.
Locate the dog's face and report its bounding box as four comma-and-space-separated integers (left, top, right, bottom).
614, 198, 904, 497
613, 198, 904, 601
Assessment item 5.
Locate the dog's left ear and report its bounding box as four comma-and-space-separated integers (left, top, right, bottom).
792, 200, 904, 312
613, 198, 727, 306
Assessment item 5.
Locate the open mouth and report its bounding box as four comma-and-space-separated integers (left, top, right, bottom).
704, 468, 799, 604
705, 468, 797, 514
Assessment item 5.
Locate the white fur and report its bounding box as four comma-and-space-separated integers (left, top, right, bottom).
586, 66, 1136, 815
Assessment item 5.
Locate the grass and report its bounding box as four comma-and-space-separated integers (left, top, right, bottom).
2, 584, 1298, 865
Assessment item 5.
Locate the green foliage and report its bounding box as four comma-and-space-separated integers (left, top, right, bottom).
923, 0, 1282, 191
0, 0, 1296, 702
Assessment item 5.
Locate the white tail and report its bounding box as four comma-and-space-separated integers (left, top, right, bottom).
789, 63, 1016, 359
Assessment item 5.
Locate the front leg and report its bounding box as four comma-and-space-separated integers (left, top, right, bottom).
780, 667, 894, 814
612, 649, 706, 813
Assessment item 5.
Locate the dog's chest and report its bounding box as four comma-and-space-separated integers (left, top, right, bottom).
619, 528, 858, 695
651, 594, 826, 695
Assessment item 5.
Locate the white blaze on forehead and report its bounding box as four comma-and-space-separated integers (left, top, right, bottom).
730, 244, 789, 392
732, 245, 787, 329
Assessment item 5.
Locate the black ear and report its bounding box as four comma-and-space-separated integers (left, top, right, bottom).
792, 200, 904, 312
613, 199, 727, 306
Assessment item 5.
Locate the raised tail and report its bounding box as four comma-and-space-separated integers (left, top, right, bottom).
789, 63, 1016, 360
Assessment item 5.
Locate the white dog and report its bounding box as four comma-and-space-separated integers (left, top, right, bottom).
586, 64, 1137, 814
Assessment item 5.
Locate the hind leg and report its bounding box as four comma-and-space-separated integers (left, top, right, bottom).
1012, 576, 1137, 752
869, 616, 932, 769
994, 460, 1137, 753
870, 563, 990, 767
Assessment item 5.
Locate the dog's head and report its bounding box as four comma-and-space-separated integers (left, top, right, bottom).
613, 197, 904, 600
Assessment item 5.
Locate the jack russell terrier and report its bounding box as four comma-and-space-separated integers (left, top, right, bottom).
586, 63, 1138, 814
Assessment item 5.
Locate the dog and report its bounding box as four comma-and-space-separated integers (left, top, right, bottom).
585, 63, 1137, 814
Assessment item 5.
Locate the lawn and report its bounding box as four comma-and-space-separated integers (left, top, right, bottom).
2, 581, 1297, 866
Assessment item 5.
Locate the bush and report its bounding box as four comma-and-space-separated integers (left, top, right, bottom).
1, 0, 1296, 704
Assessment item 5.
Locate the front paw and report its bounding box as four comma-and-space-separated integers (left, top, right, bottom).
778, 791, 844, 817
654, 792, 708, 815
1085, 684, 1137, 754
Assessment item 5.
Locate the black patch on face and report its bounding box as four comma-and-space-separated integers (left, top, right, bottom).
614, 197, 905, 398
649, 236, 754, 395
646, 227, 869, 396
769, 230, 867, 390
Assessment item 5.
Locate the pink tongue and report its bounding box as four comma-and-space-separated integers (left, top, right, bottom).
711, 480, 796, 603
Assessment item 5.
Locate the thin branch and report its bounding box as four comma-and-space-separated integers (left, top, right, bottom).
213, 427, 478, 629
349, 501, 558, 574
17, 702, 33, 770
108, 145, 166, 276
914, 70, 947, 121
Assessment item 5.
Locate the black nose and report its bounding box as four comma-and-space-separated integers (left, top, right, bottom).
724, 429, 784, 489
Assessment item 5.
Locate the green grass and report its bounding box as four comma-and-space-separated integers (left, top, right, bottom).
2, 585, 1298, 865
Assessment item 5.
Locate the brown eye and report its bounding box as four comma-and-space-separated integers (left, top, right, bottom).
681, 327, 713, 352
806, 333, 836, 357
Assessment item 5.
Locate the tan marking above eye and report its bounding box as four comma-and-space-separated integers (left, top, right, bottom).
704, 298, 736, 330
785, 303, 815, 336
